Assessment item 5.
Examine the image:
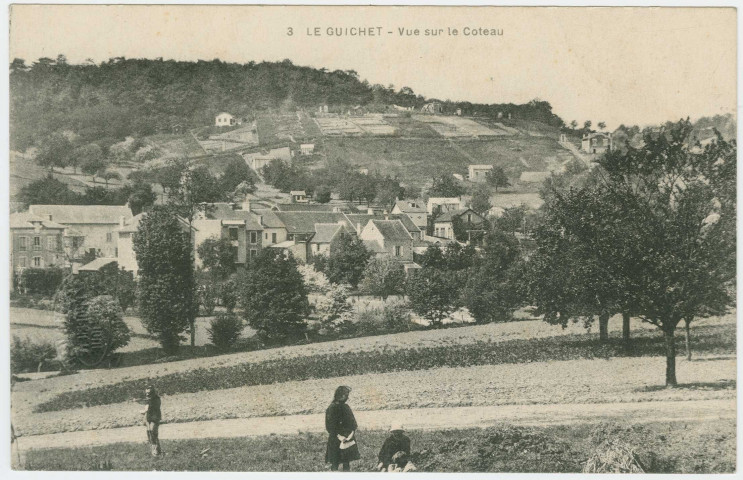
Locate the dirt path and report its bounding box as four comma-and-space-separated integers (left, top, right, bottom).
18, 398, 735, 452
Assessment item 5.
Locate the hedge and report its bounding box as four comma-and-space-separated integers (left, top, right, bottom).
19, 267, 67, 296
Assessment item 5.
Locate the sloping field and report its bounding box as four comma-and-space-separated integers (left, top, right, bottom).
412, 115, 509, 137
146, 133, 206, 157
323, 135, 572, 191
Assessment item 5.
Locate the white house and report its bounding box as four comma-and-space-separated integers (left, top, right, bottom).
359, 219, 414, 261
244, 146, 293, 172
426, 197, 462, 215
300, 144, 315, 155
290, 190, 308, 204
468, 164, 493, 182
581, 132, 613, 154
215, 112, 236, 127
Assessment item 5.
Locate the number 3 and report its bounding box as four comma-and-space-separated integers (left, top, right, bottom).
287, 27, 293, 36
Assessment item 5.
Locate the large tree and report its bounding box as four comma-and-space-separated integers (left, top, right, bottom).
359, 257, 406, 300
133, 207, 197, 354
531, 120, 735, 386
236, 249, 310, 342
325, 235, 371, 289
486, 166, 511, 192
428, 174, 465, 198
406, 268, 457, 327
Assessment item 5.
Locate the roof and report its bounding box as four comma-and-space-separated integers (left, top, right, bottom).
216, 112, 234, 117
269, 240, 296, 249
345, 213, 420, 234
519, 171, 552, 183
118, 212, 197, 233
311, 223, 343, 244
469, 164, 494, 170
393, 199, 426, 213
204, 203, 263, 230
290, 190, 307, 196
254, 209, 284, 228
10, 212, 67, 230
29, 205, 133, 225
78, 257, 118, 272
434, 208, 485, 224
273, 212, 353, 234
300, 143, 315, 148
274, 203, 351, 213
370, 219, 412, 243
583, 132, 611, 139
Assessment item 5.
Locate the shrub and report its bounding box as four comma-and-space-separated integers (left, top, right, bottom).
67, 295, 131, 366
11, 336, 59, 373
207, 312, 244, 351
382, 299, 415, 333
19, 268, 67, 296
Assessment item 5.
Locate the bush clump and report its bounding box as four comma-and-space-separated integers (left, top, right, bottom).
207, 312, 244, 351
11, 335, 59, 373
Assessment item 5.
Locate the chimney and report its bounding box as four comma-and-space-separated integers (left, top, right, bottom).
242, 198, 251, 212
383, 210, 389, 220
257, 214, 263, 226
119, 216, 126, 227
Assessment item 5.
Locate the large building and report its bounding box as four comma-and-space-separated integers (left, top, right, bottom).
10, 212, 68, 274
29, 205, 133, 259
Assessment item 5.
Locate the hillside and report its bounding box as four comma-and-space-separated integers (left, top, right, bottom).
9, 57, 565, 151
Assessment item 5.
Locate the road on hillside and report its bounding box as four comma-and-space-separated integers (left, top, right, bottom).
17, 398, 735, 452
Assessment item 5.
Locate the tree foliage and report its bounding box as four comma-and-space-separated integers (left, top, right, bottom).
359, 257, 406, 300
133, 208, 197, 354
236, 249, 310, 342
428, 174, 465, 198
325, 235, 371, 288
486, 166, 511, 192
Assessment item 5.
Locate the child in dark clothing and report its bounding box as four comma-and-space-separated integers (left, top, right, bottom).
141, 385, 163, 457
377, 423, 411, 471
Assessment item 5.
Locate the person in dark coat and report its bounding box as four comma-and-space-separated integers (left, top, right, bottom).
141, 385, 163, 457
377, 423, 411, 471
325, 385, 360, 471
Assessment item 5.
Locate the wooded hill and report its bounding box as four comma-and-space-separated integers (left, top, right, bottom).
10, 56, 565, 151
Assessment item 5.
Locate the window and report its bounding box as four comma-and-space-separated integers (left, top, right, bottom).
250, 231, 257, 244
249, 249, 258, 258
18, 257, 26, 268
229, 227, 239, 241
106, 232, 113, 243
33, 236, 41, 250
47, 236, 57, 251
115, 248, 118, 257
19, 237, 27, 251
467, 214, 472, 223
272, 232, 277, 244
395, 246, 402, 257
265, 233, 268, 240
33, 257, 42, 267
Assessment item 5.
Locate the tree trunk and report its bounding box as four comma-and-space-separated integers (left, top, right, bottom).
684, 317, 692, 361
598, 313, 610, 343
622, 312, 631, 343
190, 319, 196, 347
664, 327, 677, 386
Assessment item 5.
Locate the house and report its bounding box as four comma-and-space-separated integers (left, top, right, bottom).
272, 211, 354, 262
290, 190, 308, 204
215, 112, 236, 127
117, 212, 196, 276
468, 164, 494, 182
29, 205, 133, 259
391, 200, 428, 230
421, 102, 443, 115
254, 209, 288, 247
581, 132, 613, 154
243, 146, 292, 172
10, 212, 70, 276
427, 197, 462, 215
309, 222, 346, 256
432, 208, 488, 244
300, 144, 315, 155
359, 219, 414, 262
519, 171, 552, 184
346, 213, 422, 241
77, 257, 119, 273
193, 203, 263, 267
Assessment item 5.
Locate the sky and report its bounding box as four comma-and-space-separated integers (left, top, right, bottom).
9, 5, 737, 129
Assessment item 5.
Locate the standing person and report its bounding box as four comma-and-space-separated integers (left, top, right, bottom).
377, 423, 411, 471
141, 385, 163, 457
325, 385, 360, 471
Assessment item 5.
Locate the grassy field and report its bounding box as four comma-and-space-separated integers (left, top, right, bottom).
144, 133, 206, 157
32, 322, 736, 413
21, 420, 735, 473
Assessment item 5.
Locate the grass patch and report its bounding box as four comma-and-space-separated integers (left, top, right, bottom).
34, 323, 735, 414
22, 420, 735, 473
